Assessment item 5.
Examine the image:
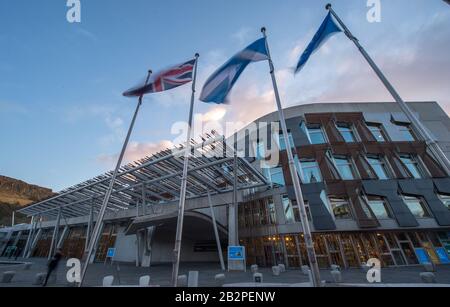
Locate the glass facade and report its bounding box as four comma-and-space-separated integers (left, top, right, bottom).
367, 123, 387, 142
336, 123, 357, 143
366, 155, 390, 179
278, 131, 294, 150
306, 124, 327, 144
438, 194, 450, 210
366, 197, 392, 219
328, 197, 353, 220
240, 231, 450, 269
333, 156, 357, 180
400, 154, 424, 179
402, 196, 431, 218
298, 159, 322, 184
396, 123, 416, 141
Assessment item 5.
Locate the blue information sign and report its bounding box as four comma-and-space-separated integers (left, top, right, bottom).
414, 248, 430, 264
435, 248, 450, 264
228, 246, 245, 260
107, 248, 116, 258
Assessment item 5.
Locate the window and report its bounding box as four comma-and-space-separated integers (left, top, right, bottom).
282, 195, 295, 224
333, 156, 358, 180
400, 154, 424, 179
403, 196, 431, 218
336, 123, 357, 143
328, 197, 353, 219
438, 194, 450, 210
305, 123, 327, 145
366, 196, 392, 219
278, 131, 294, 151
297, 158, 322, 184
366, 155, 390, 180
255, 141, 265, 160
396, 123, 416, 141
263, 167, 285, 186
367, 123, 387, 142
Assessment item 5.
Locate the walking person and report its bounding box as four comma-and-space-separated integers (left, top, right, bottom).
43, 248, 63, 287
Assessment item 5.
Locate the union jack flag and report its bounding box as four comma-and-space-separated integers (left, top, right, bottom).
123, 58, 196, 97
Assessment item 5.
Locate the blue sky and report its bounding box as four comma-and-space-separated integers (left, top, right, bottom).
1, 0, 450, 191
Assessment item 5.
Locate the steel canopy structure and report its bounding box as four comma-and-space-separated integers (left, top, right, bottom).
18, 134, 268, 220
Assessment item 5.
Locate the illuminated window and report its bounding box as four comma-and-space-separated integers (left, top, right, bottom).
328, 197, 353, 219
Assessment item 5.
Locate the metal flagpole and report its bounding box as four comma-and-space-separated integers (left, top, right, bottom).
261, 27, 322, 287
171, 53, 200, 287
78, 70, 153, 287
326, 3, 450, 176
207, 190, 226, 271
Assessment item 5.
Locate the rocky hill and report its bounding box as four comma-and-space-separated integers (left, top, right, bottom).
0, 175, 54, 227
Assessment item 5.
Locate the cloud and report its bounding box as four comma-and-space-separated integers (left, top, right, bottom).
200, 106, 227, 122
97, 140, 174, 166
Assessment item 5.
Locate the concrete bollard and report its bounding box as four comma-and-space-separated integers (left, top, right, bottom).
250, 264, 259, 274
102, 275, 114, 287
1, 271, 16, 283
420, 272, 437, 284
139, 275, 150, 287
272, 266, 281, 276
24, 262, 33, 270
33, 273, 47, 286
423, 263, 435, 272
301, 265, 310, 276
214, 274, 226, 287
253, 273, 263, 283
330, 264, 341, 271
188, 271, 199, 287
278, 264, 286, 273
331, 270, 342, 283
177, 275, 187, 287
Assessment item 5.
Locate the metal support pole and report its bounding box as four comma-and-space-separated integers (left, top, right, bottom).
48, 208, 62, 260
207, 190, 226, 271
326, 3, 450, 176
78, 70, 153, 287
262, 27, 322, 287
85, 204, 94, 253
22, 216, 35, 258
171, 54, 200, 287
57, 226, 69, 249
11, 211, 15, 227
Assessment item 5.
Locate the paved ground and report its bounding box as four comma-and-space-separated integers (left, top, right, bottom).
1, 257, 450, 287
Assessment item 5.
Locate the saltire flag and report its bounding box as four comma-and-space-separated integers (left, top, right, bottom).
295, 12, 342, 74
123, 58, 196, 97
200, 38, 269, 104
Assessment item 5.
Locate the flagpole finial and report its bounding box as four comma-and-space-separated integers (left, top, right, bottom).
195, 53, 200, 58
261, 27, 266, 34
326, 3, 332, 10
148, 69, 152, 75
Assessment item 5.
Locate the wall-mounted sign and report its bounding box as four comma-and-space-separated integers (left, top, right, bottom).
228, 246, 246, 272
107, 248, 116, 258
414, 248, 430, 264
435, 248, 450, 264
